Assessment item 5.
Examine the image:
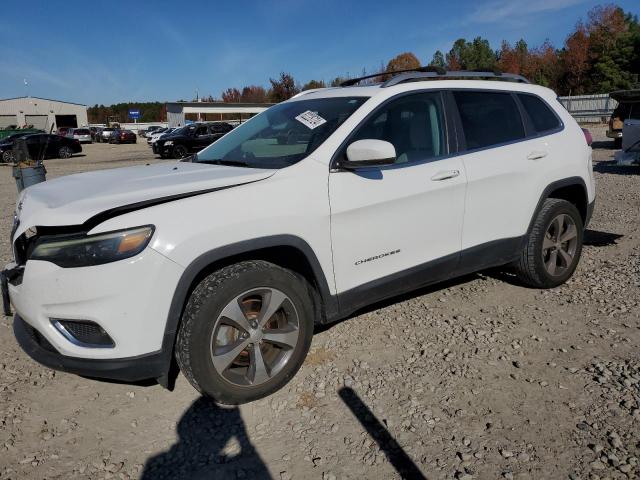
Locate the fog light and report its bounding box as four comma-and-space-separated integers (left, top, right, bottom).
51, 319, 115, 348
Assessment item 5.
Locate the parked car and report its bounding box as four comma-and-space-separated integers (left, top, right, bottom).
142, 126, 162, 138
146, 127, 168, 145
607, 89, 640, 148
4, 71, 595, 405
96, 127, 116, 143
0, 133, 81, 162
155, 122, 233, 158
148, 128, 176, 147
67, 128, 92, 144
109, 129, 137, 144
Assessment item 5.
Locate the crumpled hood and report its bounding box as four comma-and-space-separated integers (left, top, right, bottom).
14, 161, 275, 236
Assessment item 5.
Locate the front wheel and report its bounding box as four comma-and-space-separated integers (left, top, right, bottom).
172, 144, 188, 158
2, 150, 15, 163
514, 198, 583, 288
58, 146, 73, 158
176, 260, 315, 404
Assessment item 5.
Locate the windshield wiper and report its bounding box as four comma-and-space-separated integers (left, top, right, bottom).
200, 159, 249, 167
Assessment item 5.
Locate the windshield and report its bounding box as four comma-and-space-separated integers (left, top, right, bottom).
195, 96, 368, 168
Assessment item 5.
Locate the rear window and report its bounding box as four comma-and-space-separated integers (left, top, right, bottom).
74, 129, 90, 134
517, 94, 561, 133
453, 91, 525, 150
614, 103, 640, 120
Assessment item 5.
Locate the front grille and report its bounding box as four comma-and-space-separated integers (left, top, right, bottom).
52, 319, 115, 348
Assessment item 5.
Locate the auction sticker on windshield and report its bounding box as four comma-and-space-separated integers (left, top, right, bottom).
295, 110, 327, 129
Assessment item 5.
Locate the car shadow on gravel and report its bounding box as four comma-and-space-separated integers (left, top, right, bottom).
593, 160, 640, 175
140, 397, 271, 480
339, 387, 428, 479
583, 229, 623, 246
316, 274, 479, 333
484, 228, 623, 287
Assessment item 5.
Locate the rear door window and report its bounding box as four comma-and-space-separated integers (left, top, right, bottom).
453, 91, 525, 150
517, 94, 561, 134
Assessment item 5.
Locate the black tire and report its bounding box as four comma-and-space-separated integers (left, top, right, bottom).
172, 144, 188, 158
2, 150, 15, 163
614, 138, 622, 149
514, 198, 583, 288
176, 260, 315, 404
58, 146, 73, 159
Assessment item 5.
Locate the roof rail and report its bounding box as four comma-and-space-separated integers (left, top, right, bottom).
381, 70, 530, 87
340, 66, 447, 87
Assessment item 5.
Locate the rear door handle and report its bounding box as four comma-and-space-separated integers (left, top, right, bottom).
527, 151, 548, 160
431, 170, 460, 181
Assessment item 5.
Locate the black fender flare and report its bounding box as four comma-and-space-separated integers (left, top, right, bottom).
157, 235, 336, 386
525, 176, 588, 240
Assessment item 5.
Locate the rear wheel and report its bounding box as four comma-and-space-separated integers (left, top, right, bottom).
514, 198, 583, 288
173, 145, 188, 158
58, 146, 73, 159
176, 260, 315, 404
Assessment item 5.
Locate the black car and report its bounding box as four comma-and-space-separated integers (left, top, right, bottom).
0, 134, 82, 162
155, 122, 233, 159
109, 129, 137, 144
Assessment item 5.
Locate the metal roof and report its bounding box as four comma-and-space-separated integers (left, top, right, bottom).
0, 96, 87, 106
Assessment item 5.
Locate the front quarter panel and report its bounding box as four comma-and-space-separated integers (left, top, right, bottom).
90, 160, 336, 295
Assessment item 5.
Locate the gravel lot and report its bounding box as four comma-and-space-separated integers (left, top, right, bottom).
0, 131, 639, 480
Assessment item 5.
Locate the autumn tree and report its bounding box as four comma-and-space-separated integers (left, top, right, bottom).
240, 85, 267, 103
268, 72, 299, 102
497, 39, 529, 74
561, 24, 591, 94
386, 52, 421, 73
221, 88, 241, 103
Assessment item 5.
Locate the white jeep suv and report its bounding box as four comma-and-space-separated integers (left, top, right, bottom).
2, 70, 595, 404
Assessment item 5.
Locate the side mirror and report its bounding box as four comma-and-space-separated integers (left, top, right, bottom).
342, 139, 396, 169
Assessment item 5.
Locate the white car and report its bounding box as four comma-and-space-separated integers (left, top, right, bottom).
2, 71, 595, 404
66, 128, 92, 144
147, 127, 174, 146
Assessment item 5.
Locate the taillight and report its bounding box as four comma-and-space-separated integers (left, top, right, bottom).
581, 128, 593, 146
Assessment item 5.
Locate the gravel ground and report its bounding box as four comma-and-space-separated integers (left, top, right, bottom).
0, 130, 639, 480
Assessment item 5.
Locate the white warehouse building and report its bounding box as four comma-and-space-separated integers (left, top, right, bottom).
0, 96, 88, 132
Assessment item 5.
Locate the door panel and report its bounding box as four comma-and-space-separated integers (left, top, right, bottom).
451, 90, 543, 251
329, 92, 466, 296
458, 141, 538, 249
330, 159, 466, 294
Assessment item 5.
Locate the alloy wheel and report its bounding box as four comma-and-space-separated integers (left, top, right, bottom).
210, 288, 300, 387
542, 213, 578, 276
174, 145, 188, 158
2, 150, 15, 163
59, 146, 72, 158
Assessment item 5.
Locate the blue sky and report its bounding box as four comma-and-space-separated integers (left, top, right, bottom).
2, 0, 638, 105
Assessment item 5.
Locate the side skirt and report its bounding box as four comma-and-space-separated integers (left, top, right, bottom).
333, 236, 524, 321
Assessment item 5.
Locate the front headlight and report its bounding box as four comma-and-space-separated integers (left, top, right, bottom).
30, 226, 154, 268
164, 141, 173, 146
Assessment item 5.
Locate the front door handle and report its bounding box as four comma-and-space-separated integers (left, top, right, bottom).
431, 170, 460, 181
527, 151, 548, 160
